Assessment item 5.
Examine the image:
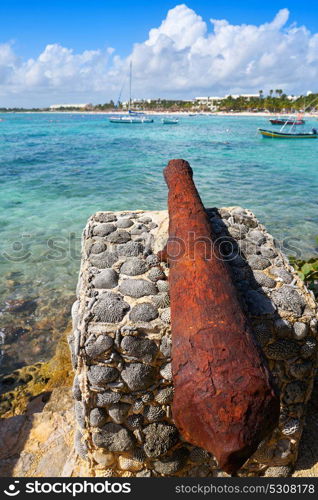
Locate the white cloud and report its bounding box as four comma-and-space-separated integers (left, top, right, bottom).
1, 4, 318, 106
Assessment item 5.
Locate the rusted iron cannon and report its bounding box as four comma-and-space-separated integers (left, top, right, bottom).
162, 159, 280, 474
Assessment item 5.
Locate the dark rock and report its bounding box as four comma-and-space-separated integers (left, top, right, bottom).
121, 335, 158, 362
126, 414, 144, 429
136, 470, 151, 477
157, 280, 169, 292
90, 251, 118, 268
228, 224, 248, 239
188, 465, 212, 477
93, 223, 116, 236
260, 245, 278, 259
160, 308, 171, 324
264, 466, 291, 477
146, 254, 160, 267
189, 446, 210, 463
129, 303, 158, 323
87, 365, 119, 387
132, 448, 147, 462
93, 292, 130, 323
138, 216, 152, 223
160, 363, 172, 380
239, 239, 258, 256
106, 230, 131, 244
7, 299, 37, 314
85, 334, 113, 358
119, 279, 157, 298
108, 403, 130, 424
92, 269, 119, 289
289, 360, 313, 379
152, 292, 170, 308
90, 241, 107, 254
96, 391, 121, 406
74, 401, 85, 428
121, 363, 157, 391
141, 392, 154, 403
155, 387, 174, 404
148, 267, 166, 282
74, 430, 88, 459
270, 267, 293, 284
72, 375, 82, 401
90, 407, 108, 427
293, 322, 308, 339
93, 423, 134, 452
117, 217, 134, 228
160, 336, 172, 357
253, 323, 272, 347
274, 319, 292, 337
144, 405, 165, 422
245, 290, 276, 315
131, 223, 148, 235
300, 337, 317, 358
252, 271, 276, 289
265, 339, 299, 360
120, 258, 148, 276
117, 241, 144, 257
272, 286, 306, 316
281, 418, 300, 436
95, 213, 117, 223
68, 333, 77, 369
153, 448, 189, 474
143, 423, 179, 458
283, 381, 307, 404
248, 229, 266, 245
247, 255, 271, 270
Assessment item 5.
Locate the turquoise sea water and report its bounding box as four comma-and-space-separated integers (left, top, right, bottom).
0, 112, 318, 374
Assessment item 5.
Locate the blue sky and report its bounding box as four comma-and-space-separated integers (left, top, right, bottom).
1, 2, 318, 106
1, 0, 318, 59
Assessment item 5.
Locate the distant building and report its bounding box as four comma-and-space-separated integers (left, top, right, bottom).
228, 94, 260, 100
287, 95, 299, 101
49, 103, 92, 110
194, 97, 225, 110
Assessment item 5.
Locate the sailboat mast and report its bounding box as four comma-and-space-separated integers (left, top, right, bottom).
129, 60, 132, 111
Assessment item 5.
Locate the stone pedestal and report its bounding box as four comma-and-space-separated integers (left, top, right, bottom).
69, 207, 317, 477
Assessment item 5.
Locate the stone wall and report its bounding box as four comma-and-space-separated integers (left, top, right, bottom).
69, 207, 317, 477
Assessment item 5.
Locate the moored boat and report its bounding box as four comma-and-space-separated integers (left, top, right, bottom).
109, 116, 154, 124
269, 117, 305, 125
259, 128, 318, 139
109, 61, 153, 124
161, 117, 179, 125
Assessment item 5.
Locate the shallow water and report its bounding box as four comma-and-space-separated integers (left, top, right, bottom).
1, 112, 317, 375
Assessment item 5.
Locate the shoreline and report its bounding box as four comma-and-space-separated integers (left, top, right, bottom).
2, 110, 318, 118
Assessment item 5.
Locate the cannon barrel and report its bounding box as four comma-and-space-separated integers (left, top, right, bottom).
164, 159, 280, 474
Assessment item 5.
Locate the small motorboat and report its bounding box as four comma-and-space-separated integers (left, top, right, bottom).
161, 117, 179, 125
269, 115, 305, 125
269, 118, 305, 125
109, 116, 154, 124
259, 128, 318, 139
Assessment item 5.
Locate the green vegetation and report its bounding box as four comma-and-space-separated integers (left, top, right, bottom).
1, 91, 318, 113
217, 91, 318, 113
290, 253, 318, 299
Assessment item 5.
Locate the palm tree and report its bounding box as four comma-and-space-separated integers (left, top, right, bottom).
259, 90, 264, 99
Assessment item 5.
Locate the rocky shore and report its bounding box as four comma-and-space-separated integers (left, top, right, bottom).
69, 207, 317, 477
1, 206, 317, 477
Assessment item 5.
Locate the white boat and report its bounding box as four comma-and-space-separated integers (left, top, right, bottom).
109, 62, 153, 124
109, 116, 153, 124
161, 117, 179, 125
